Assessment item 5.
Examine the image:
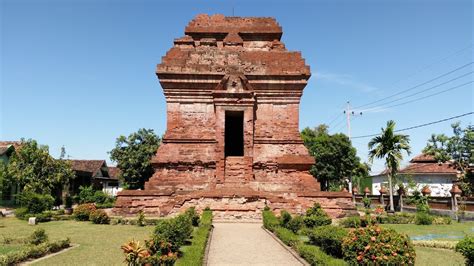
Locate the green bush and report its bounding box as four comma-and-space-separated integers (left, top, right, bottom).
279, 210, 292, 228
376, 213, 415, 224
29, 228, 48, 245
342, 226, 416, 265
137, 210, 145, 227
93, 190, 109, 204
304, 215, 332, 228
307, 225, 348, 258
262, 210, 279, 232
78, 186, 95, 203
151, 213, 193, 252
90, 209, 110, 224
340, 216, 361, 228
287, 215, 304, 233
432, 215, 452, 225
362, 197, 371, 208
415, 212, 433, 225
456, 236, 474, 265
19, 191, 54, 214
175, 210, 213, 266
274, 226, 300, 247
35, 211, 53, 223
185, 207, 200, 227
14, 207, 29, 220
0, 238, 70, 265
295, 243, 347, 266
73, 203, 97, 221
303, 203, 332, 228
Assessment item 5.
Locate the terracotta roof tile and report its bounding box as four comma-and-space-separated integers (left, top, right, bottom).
67, 160, 106, 175
107, 167, 121, 180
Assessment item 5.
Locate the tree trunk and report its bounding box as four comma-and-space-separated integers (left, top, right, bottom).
388, 172, 395, 212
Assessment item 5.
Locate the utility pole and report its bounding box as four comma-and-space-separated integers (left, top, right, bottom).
343, 101, 362, 191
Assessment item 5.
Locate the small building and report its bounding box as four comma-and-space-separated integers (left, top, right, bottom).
104, 166, 121, 196
68, 160, 120, 196
0, 141, 21, 164
0, 141, 22, 202
371, 154, 458, 197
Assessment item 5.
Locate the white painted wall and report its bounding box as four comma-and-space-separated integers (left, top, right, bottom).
372, 174, 455, 197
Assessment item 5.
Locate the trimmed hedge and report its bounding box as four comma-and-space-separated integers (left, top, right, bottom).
274, 226, 300, 247
90, 209, 110, 224
295, 243, 347, 266
262, 210, 279, 231
307, 225, 348, 258
0, 238, 70, 265
175, 210, 213, 266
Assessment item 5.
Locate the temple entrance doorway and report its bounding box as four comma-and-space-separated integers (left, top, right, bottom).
224, 111, 244, 157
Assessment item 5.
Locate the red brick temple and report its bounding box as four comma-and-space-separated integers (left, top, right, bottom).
114, 14, 354, 219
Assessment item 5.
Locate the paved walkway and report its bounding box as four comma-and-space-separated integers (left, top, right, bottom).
207, 223, 303, 266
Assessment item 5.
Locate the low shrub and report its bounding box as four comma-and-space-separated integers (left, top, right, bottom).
287, 215, 304, 233
273, 226, 300, 247
303, 203, 332, 228
295, 243, 347, 266
456, 236, 474, 265
342, 226, 416, 265
0, 238, 70, 265
432, 215, 452, 225
137, 210, 145, 227
360, 214, 377, 227
307, 225, 348, 258
279, 210, 292, 228
340, 216, 361, 228
175, 210, 213, 266
96, 202, 115, 209
362, 197, 371, 208
19, 191, 54, 214
29, 228, 48, 245
377, 213, 415, 224
73, 203, 97, 221
262, 210, 279, 232
14, 207, 29, 220
151, 213, 193, 252
303, 215, 332, 228
90, 209, 110, 224
415, 212, 433, 225
413, 240, 456, 250
185, 207, 200, 227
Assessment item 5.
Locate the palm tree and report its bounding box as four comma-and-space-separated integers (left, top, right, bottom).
368, 120, 411, 212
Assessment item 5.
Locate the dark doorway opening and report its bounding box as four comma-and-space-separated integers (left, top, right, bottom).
225, 111, 244, 157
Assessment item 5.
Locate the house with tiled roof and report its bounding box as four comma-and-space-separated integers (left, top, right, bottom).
371, 153, 459, 197
0, 141, 22, 164
68, 160, 120, 196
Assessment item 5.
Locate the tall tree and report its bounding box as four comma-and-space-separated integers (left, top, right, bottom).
423, 122, 473, 195
302, 125, 365, 191
1, 139, 74, 195
368, 120, 411, 212
110, 128, 161, 189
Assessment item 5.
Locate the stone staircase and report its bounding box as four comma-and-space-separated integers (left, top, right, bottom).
218, 156, 253, 188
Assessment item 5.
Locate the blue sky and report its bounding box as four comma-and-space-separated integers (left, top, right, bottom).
1, 0, 473, 174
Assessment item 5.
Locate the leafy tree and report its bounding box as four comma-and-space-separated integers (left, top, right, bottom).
423, 122, 474, 195
0, 139, 74, 198
368, 120, 411, 212
301, 125, 366, 191
110, 128, 160, 189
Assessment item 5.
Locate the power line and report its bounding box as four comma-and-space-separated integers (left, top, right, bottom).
354, 62, 474, 109
351, 112, 474, 139
364, 80, 472, 112
357, 71, 473, 112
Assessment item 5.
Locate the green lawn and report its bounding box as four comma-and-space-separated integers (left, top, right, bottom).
381, 222, 474, 241
0, 217, 153, 265
415, 247, 465, 266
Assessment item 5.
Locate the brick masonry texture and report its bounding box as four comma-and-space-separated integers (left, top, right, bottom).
114, 14, 355, 219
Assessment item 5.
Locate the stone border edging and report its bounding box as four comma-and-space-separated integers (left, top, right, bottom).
202, 224, 214, 266
261, 227, 310, 266
20, 244, 80, 265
